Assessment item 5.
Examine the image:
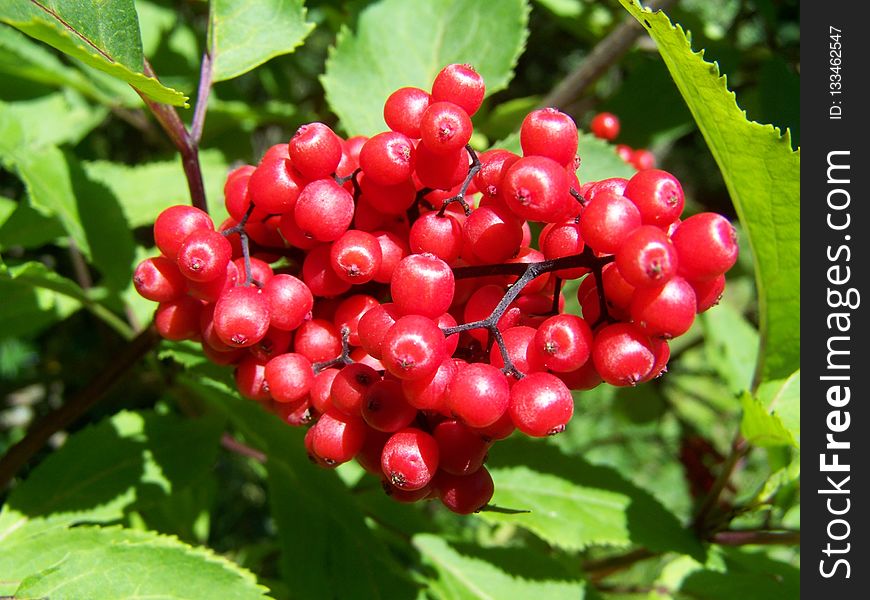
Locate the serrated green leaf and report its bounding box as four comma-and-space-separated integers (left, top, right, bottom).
744, 369, 800, 448
619, 1, 800, 386
0, 2, 187, 106
414, 534, 587, 599
183, 376, 417, 599
209, 0, 314, 82
480, 437, 703, 557
0, 410, 223, 543
740, 392, 796, 448
0, 526, 270, 599
495, 131, 635, 183
322, 0, 530, 136
3, 92, 107, 148
82, 149, 230, 229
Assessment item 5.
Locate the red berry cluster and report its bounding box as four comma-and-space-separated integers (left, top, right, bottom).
133, 64, 738, 515
589, 111, 656, 171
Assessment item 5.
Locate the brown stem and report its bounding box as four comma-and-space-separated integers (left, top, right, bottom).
692, 434, 749, 534
138, 61, 208, 213
584, 548, 657, 583
220, 433, 267, 463
540, 0, 678, 109
312, 326, 354, 374
0, 326, 160, 491
190, 52, 214, 145
709, 529, 800, 546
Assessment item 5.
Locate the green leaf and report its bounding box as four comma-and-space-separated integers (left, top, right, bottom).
700, 301, 759, 396
183, 376, 417, 600
495, 131, 635, 183
679, 548, 798, 600
0, 196, 65, 250
0, 25, 98, 99
743, 369, 800, 448
740, 392, 796, 448
82, 149, 230, 229
619, 1, 800, 386
0, 260, 131, 338
322, 0, 530, 136
414, 534, 587, 599
2, 92, 107, 148
0, 2, 187, 106
1, 526, 270, 599
209, 0, 315, 82
0, 410, 223, 542
480, 437, 704, 557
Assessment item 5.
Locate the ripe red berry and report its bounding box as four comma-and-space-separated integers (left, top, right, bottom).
502, 156, 573, 223
294, 318, 342, 364
414, 142, 470, 190
287, 122, 343, 180
263, 274, 313, 331
629, 276, 697, 338
462, 205, 524, 263
234, 355, 271, 402
623, 169, 685, 228
302, 243, 352, 298
330, 230, 383, 284
431, 64, 486, 116
154, 205, 214, 261
390, 253, 455, 319
401, 357, 457, 412
534, 314, 593, 373
520, 108, 578, 167
433, 419, 489, 476
154, 296, 202, 341
381, 315, 447, 380
508, 372, 574, 436
213, 286, 271, 348
671, 213, 739, 281
381, 428, 440, 491
630, 148, 656, 171
330, 363, 380, 416
591, 323, 656, 386
590, 112, 620, 141
310, 408, 368, 465
447, 362, 511, 428
420, 101, 473, 154
247, 146, 306, 214
434, 467, 494, 514
384, 87, 431, 138
264, 353, 314, 404
133, 256, 187, 302
359, 131, 416, 185
361, 379, 418, 432
615, 225, 679, 288
294, 179, 355, 242
409, 212, 464, 263
579, 191, 642, 255
176, 229, 233, 282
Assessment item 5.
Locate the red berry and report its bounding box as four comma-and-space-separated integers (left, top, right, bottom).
294, 318, 342, 363
579, 191, 642, 255
310, 408, 368, 466
382, 315, 447, 381
590, 112, 620, 141
520, 108, 578, 167
431, 64, 486, 116
154, 296, 202, 341
629, 276, 697, 338
671, 213, 739, 281
591, 323, 656, 386
248, 146, 305, 214
133, 256, 187, 302
287, 122, 343, 180
420, 101, 473, 154
434, 467, 494, 514
447, 362, 510, 428
359, 131, 416, 186
623, 169, 685, 228
384, 87, 431, 138
615, 225, 679, 288
534, 314, 593, 373
330, 363, 380, 416
381, 428, 440, 491
213, 286, 271, 348
154, 205, 214, 260
294, 179, 355, 242
263, 274, 313, 331
502, 156, 573, 223
330, 230, 383, 284
508, 372, 574, 436
390, 253, 455, 319
362, 379, 418, 432
433, 419, 489, 476
265, 353, 314, 404
176, 229, 232, 282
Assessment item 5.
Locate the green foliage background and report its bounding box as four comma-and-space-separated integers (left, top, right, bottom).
0, 0, 799, 598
